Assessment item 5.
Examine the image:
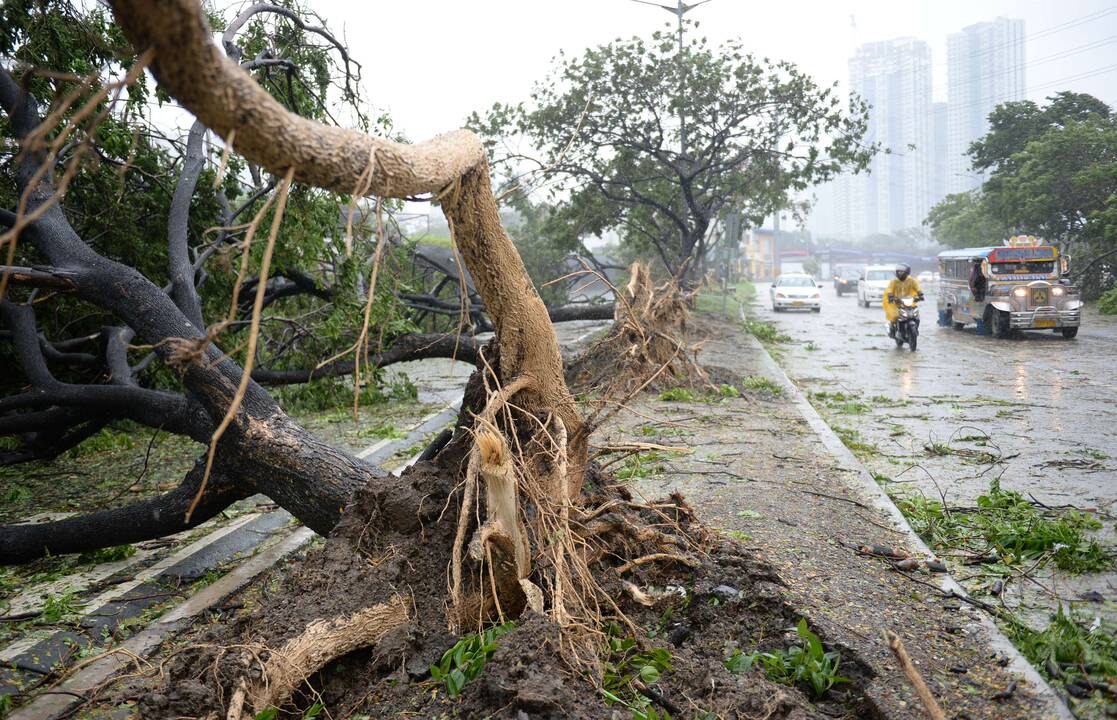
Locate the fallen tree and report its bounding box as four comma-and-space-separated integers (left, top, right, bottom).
0, 4, 892, 719
0, 3, 490, 561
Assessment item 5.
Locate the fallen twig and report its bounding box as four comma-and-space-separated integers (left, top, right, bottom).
885, 629, 946, 720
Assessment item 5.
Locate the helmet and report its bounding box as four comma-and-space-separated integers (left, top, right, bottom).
895, 263, 910, 281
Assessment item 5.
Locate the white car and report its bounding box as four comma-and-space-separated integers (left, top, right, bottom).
770, 274, 822, 312
857, 265, 894, 308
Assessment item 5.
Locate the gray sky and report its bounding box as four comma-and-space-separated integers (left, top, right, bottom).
312, 0, 1117, 142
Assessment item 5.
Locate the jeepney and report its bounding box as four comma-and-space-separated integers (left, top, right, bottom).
935, 236, 1081, 339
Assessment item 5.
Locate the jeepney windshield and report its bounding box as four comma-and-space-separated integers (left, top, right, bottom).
990, 260, 1054, 275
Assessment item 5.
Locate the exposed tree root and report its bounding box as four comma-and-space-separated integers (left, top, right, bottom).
229, 596, 410, 719
566, 262, 708, 399
133, 458, 864, 720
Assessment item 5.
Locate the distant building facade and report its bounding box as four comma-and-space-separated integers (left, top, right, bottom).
932, 102, 948, 204
807, 38, 935, 242
945, 17, 1025, 194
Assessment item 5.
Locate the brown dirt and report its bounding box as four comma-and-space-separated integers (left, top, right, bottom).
123, 312, 899, 720
135, 455, 881, 719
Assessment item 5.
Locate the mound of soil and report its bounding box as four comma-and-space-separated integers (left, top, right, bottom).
138, 454, 880, 719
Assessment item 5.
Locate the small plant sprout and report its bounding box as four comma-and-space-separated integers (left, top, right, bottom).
430, 621, 516, 697
724, 619, 848, 698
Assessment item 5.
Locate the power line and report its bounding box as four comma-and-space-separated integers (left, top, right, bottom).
946, 5, 1117, 67
937, 34, 1117, 97
946, 60, 1117, 114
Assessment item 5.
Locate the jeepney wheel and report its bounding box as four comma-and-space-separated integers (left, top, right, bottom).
983, 306, 1012, 338
1061, 326, 1079, 339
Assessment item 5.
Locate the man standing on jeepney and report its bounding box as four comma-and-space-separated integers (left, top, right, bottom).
883, 263, 923, 338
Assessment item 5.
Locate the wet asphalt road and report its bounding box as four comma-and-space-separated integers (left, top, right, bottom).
753, 281, 1117, 513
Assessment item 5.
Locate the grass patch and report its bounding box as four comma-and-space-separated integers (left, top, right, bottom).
430, 621, 516, 697
743, 318, 791, 344
41, 591, 83, 623
1003, 607, 1117, 714
615, 451, 671, 480
741, 376, 782, 396
725, 619, 848, 698
66, 428, 135, 457
717, 383, 740, 399
353, 423, 404, 440
809, 390, 893, 415
831, 426, 881, 457
658, 387, 696, 402
275, 373, 418, 413
78, 544, 136, 565
414, 234, 454, 249
896, 480, 1109, 573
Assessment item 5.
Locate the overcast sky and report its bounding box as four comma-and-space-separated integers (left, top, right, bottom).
310, 0, 1117, 142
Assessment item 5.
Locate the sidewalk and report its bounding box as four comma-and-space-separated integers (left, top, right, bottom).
598, 313, 1069, 719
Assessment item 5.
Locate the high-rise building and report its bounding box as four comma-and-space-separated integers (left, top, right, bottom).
932, 102, 948, 206
846, 37, 935, 238
946, 17, 1025, 194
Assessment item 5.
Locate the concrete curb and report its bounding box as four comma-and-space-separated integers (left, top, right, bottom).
740, 308, 1074, 720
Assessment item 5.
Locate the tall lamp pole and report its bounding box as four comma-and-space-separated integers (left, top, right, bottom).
628, 0, 711, 165
629, 0, 713, 274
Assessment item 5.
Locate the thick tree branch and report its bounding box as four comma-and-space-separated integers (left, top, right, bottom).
0, 457, 249, 564
167, 119, 207, 328
252, 332, 483, 385
0, 265, 79, 290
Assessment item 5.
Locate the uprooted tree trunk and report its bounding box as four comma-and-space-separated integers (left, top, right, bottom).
74, 0, 596, 711
1, 2, 714, 715
566, 262, 706, 397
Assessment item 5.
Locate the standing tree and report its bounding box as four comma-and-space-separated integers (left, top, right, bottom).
926, 93, 1116, 298
470, 25, 874, 283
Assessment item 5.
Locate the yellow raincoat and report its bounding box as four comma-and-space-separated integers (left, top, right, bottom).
883, 276, 923, 323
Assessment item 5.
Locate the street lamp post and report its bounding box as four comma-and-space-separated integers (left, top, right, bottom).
628, 0, 711, 162
629, 0, 713, 261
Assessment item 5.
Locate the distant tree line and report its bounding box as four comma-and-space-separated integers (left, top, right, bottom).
925, 92, 1117, 303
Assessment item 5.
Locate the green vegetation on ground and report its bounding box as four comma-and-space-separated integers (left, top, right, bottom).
896, 479, 1108, 574
429, 621, 516, 697
725, 619, 848, 698
601, 624, 673, 720
743, 318, 791, 345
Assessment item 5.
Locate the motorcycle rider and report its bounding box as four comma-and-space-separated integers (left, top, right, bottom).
883, 263, 924, 338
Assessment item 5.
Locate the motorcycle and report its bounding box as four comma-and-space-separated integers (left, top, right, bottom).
889, 293, 923, 352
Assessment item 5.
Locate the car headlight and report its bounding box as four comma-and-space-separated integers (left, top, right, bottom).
1051, 286, 1065, 296
1013, 287, 1027, 298
811, 293, 820, 298
775, 293, 785, 298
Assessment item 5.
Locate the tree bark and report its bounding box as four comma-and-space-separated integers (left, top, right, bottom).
0, 459, 247, 565
548, 302, 615, 323
107, 0, 583, 442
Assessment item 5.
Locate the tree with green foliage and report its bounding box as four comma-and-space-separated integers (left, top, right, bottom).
471, 23, 875, 284
926, 93, 1117, 299
0, 1, 486, 562
924, 191, 1008, 249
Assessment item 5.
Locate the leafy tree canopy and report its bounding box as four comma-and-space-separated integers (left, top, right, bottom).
471, 23, 874, 282
1, 0, 414, 394
926, 93, 1117, 298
